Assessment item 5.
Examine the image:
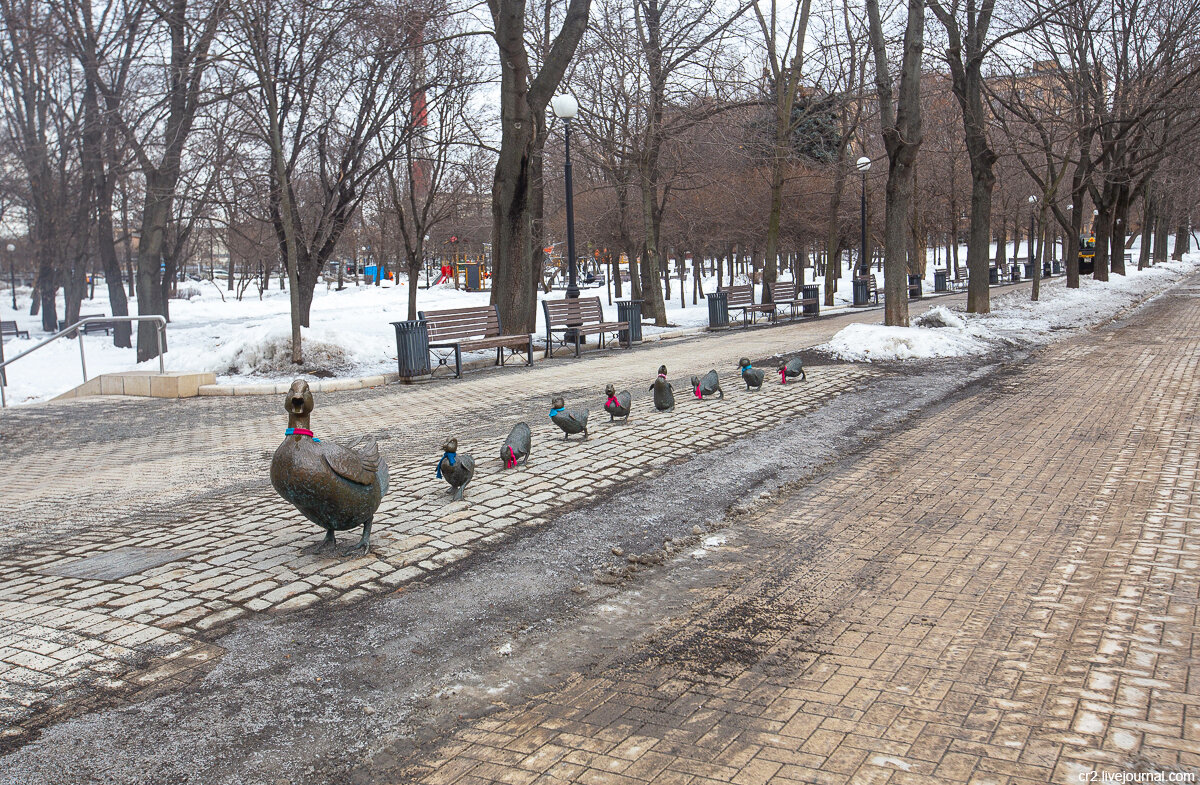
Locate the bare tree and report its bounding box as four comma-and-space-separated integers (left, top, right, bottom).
487, 0, 590, 334
865, 0, 924, 326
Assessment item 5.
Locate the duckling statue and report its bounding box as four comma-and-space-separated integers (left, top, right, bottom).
650, 365, 675, 411
691, 369, 724, 400
779, 356, 806, 384
604, 384, 632, 423
270, 379, 388, 556
738, 358, 764, 391
550, 396, 589, 439
437, 437, 475, 500
501, 422, 532, 468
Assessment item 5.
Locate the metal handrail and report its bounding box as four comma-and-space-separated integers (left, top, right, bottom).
0, 315, 167, 408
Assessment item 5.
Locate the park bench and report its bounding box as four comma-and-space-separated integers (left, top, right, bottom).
417, 304, 533, 378
907, 275, 923, 299
542, 296, 629, 358
56, 313, 106, 337
722, 283, 776, 326
81, 317, 122, 336
950, 268, 969, 291
767, 279, 819, 319
1, 320, 29, 339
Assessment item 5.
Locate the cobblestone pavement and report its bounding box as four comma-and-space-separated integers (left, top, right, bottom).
0, 299, 928, 746
393, 280, 1200, 785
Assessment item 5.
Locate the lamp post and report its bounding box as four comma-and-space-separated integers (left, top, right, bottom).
7, 243, 15, 310
552, 94, 580, 300
1027, 195, 1036, 268
853, 156, 871, 305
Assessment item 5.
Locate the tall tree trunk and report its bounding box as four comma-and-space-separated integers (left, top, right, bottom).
1138, 196, 1153, 270
1153, 214, 1169, 264
1172, 216, 1189, 260
1111, 184, 1129, 275
488, 0, 590, 335
866, 0, 923, 327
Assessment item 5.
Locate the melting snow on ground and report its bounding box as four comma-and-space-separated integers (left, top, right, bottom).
824, 257, 1199, 363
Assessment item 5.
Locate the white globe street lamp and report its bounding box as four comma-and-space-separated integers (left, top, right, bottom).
552, 94, 581, 298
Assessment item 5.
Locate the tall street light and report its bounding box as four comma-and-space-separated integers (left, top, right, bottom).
1028, 194, 1037, 270
853, 156, 871, 306
7, 243, 15, 310
552, 94, 580, 299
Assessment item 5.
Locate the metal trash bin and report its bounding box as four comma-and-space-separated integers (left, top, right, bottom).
934, 269, 948, 292
852, 277, 871, 306
988, 266, 1000, 285
1052, 259, 1062, 275
908, 274, 922, 299
391, 319, 431, 378
801, 284, 820, 316
706, 290, 729, 328
617, 299, 643, 344
1023, 262, 1035, 279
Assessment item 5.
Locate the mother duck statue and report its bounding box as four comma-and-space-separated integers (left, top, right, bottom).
270, 380, 389, 556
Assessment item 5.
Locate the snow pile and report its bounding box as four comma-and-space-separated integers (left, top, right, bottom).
824, 257, 1199, 362
912, 306, 967, 330
210, 328, 355, 377
827, 321, 990, 362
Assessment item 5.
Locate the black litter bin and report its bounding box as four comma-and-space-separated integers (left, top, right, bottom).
1043, 262, 1052, 277
617, 299, 643, 344
934, 269, 948, 292
852, 277, 871, 305
706, 290, 729, 328
1052, 259, 1062, 275
1023, 262, 1035, 279
801, 284, 820, 316
1011, 265, 1021, 282
908, 274, 922, 299
392, 319, 431, 378
988, 266, 1000, 285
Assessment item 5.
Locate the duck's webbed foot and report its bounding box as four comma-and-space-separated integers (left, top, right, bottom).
340, 521, 372, 557
308, 529, 337, 554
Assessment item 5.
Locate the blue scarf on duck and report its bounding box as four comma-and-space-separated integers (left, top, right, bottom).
436, 451, 456, 478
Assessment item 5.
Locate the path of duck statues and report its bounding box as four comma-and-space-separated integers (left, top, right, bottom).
0, 354, 873, 738
271, 356, 819, 556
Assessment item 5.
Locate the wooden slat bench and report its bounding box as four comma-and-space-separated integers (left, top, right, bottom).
542, 296, 629, 358
1, 320, 29, 339
767, 280, 819, 319
418, 304, 533, 378
81, 317, 122, 336
721, 283, 776, 326
950, 268, 969, 291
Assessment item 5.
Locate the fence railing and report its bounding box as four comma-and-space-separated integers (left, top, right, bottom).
0, 315, 167, 408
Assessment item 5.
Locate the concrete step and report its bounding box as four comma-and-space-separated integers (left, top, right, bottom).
53, 371, 215, 401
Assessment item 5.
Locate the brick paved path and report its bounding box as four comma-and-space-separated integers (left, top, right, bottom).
0, 300, 912, 745
394, 281, 1200, 784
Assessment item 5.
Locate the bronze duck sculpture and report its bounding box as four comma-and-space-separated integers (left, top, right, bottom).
550, 396, 589, 439
604, 384, 631, 423
779, 356, 806, 384
650, 365, 675, 411
501, 423, 532, 468
438, 437, 475, 500
270, 380, 389, 556
738, 358, 764, 391
691, 369, 723, 400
